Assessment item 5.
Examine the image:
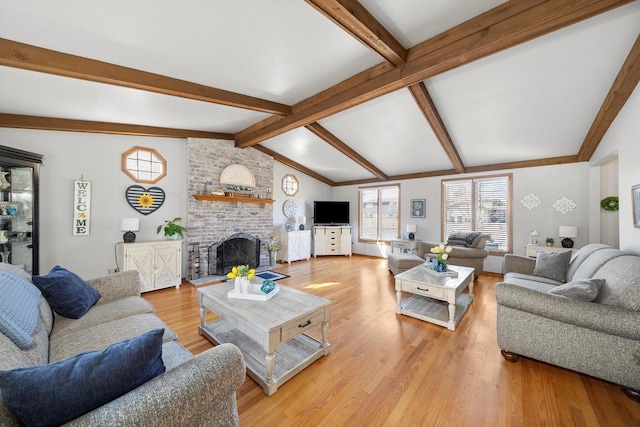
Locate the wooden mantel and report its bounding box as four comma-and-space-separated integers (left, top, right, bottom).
193, 194, 274, 204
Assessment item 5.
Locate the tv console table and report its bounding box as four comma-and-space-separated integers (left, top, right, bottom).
313, 226, 352, 257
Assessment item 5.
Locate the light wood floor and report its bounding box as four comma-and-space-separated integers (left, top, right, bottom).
143, 255, 640, 426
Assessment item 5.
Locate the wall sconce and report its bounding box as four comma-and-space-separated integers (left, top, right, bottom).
406, 224, 417, 240
529, 229, 539, 244
559, 226, 577, 248
120, 218, 140, 243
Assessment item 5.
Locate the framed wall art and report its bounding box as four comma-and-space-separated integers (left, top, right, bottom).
632, 184, 640, 229
410, 199, 426, 218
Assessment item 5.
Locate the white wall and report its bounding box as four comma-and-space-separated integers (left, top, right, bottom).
599, 157, 619, 248
591, 85, 640, 254
334, 162, 590, 274
272, 162, 332, 234
0, 128, 188, 279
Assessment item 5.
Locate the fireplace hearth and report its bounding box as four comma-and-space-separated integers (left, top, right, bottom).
208, 232, 261, 276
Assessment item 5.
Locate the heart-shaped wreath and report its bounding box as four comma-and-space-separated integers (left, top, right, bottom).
126, 185, 165, 215
600, 196, 619, 212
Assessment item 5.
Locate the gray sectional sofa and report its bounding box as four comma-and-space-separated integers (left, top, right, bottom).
496, 244, 640, 401
0, 265, 246, 426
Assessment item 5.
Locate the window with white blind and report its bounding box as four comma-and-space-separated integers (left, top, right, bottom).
359, 184, 400, 243
441, 174, 512, 253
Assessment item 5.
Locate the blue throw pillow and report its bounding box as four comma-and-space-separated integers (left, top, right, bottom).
0, 328, 165, 426
0, 270, 41, 349
32, 265, 101, 319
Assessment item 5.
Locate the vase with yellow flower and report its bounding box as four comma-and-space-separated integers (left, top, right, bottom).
429, 244, 453, 272
227, 264, 256, 294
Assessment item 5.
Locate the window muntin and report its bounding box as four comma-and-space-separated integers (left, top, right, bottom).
121, 146, 166, 184
281, 174, 299, 196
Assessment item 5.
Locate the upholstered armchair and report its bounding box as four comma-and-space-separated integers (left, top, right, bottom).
419, 231, 490, 276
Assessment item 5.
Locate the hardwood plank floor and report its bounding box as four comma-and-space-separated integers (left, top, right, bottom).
143, 255, 640, 426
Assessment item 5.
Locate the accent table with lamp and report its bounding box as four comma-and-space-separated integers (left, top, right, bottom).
390, 238, 421, 254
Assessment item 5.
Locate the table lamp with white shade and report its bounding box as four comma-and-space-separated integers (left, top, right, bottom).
529, 229, 539, 244
406, 224, 417, 240
121, 218, 140, 243
559, 226, 577, 248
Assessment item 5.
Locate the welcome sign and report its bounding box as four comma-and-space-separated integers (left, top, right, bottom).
73, 180, 91, 236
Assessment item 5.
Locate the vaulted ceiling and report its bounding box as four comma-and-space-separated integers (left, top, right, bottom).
1, 1, 639, 186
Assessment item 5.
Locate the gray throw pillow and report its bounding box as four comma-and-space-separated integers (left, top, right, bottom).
548, 278, 604, 301
533, 250, 572, 282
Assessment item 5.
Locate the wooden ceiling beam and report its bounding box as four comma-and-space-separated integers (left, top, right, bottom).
577, 34, 640, 161
305, 123, 388, 181
333, 155, 581, 186
252, 145, 336, 187
305, 0, 406, 65
0, 113, 234, 140
0, 38, 291, 116
408, 83, 465, 174
235, 0, 633, 148
306, 1, 465, 178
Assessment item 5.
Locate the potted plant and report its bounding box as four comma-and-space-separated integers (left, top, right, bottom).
267, 238, 281, 266
157, 217, 186, 240
545, 237, 554, 247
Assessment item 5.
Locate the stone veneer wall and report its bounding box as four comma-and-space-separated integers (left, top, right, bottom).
187, 138, 274, 276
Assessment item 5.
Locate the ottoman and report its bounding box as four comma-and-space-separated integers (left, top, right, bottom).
388, 252, 424, 275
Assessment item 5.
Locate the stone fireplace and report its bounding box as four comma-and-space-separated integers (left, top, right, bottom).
186, 138, 274, 280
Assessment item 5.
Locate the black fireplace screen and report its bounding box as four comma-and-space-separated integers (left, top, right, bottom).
208, 232, 261, 276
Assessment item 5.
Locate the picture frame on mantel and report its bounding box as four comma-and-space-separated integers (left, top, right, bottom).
410, 199, 426, 218
632, 184, 640, 228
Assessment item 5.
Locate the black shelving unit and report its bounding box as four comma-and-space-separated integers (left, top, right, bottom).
0, 145, 43, 275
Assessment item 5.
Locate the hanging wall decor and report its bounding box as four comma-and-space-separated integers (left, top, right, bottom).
520, 193, 542, 210
600, 196, 619, 211
410, 199, 426, 218
125, 185, 165, 215
553, 197, 577, 214
73, 179, 91, 236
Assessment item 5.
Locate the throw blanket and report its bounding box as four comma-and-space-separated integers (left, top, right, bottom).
446, 231, 483, 248
0, 270, 41, 349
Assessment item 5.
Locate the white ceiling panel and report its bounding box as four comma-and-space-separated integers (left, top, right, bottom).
260, 128, 375, 183
361, 0, 507, 48
0, 0, 381, 105
0, 1, 636, 184
0, 67, 269, 133
425, 2, 640, 167
318, 89, 454, 176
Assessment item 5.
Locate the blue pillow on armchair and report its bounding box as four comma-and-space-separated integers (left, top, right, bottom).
32, 265, 101, 319
0, 328, 165, 426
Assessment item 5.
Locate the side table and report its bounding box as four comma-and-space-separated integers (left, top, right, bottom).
390, 238, 420, 254
525, 244, 577, 258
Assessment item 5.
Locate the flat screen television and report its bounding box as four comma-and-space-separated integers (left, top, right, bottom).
313, 201, 350, 225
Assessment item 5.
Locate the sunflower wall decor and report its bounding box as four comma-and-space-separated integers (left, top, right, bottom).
125, 185, 165, 215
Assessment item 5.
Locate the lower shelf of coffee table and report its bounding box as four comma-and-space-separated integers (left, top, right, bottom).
200, 319, 327, 395
399, 293, 473, 331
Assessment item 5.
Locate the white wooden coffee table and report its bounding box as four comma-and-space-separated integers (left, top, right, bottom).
395, 264, 474, 331
198, 281, 330, 396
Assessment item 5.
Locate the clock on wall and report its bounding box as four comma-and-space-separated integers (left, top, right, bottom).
283, 199, 297, 219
